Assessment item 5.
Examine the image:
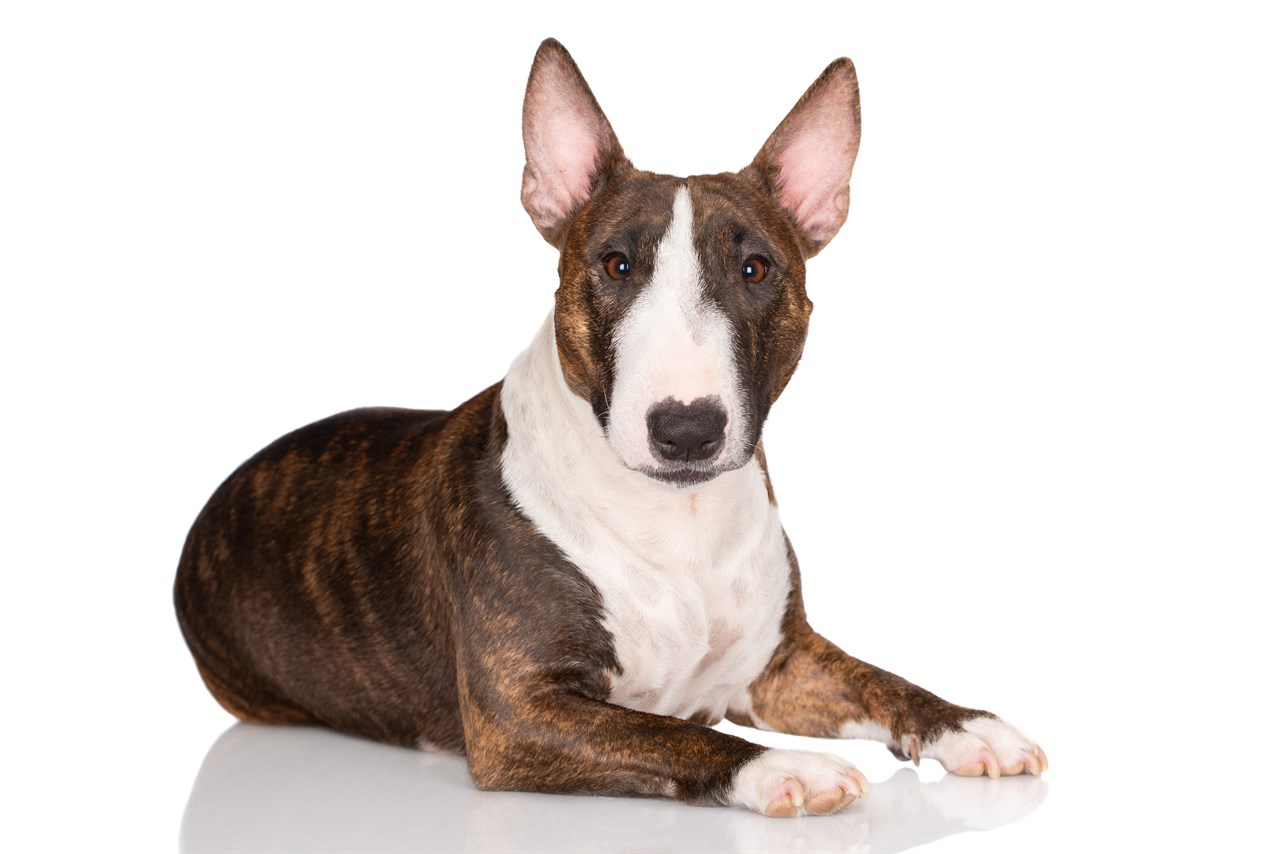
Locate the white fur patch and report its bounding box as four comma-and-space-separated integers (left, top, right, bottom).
838, 718, 894, 743
730, 749, 867, 817
607, 186, 750, 472
500, 316, 788, 722
840, 717, 922, 765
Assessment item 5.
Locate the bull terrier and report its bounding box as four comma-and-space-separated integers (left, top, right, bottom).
175, 38, 1046, 818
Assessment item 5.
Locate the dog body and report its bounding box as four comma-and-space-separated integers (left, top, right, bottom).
175, 40, 1045, 817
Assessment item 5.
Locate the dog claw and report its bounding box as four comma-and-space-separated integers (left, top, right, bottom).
889, 734, 923, 766
807, 783, 858, 815
952, 749, 1002, 778
764, 778, 804, 817
847, 767, 870, 798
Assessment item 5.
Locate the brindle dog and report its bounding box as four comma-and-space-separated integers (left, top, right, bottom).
176, 39, 1046, 818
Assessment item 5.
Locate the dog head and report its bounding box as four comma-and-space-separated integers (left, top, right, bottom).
521, 39, 860, 487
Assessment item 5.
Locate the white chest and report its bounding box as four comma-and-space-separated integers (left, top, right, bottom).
592, 507, 791, 721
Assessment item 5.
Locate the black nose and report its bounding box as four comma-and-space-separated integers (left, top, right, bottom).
647, 398, 728, 463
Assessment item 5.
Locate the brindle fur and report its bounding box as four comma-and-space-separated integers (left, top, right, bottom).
175, 38, 989, 807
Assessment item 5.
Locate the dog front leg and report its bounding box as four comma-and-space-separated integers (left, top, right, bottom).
736, 629, 1047, 778
459, 677, 870, 817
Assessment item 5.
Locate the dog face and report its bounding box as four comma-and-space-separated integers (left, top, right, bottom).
520, 41, 860, 487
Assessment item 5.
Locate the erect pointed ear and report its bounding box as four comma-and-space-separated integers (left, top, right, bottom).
521, 39, 629, 245
749, 58, 861, 257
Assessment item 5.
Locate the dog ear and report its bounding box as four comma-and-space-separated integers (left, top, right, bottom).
521, 39, 629, 245
749, 58, 861, 257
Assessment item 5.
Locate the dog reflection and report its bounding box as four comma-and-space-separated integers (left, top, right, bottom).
180, 724, 1047, 853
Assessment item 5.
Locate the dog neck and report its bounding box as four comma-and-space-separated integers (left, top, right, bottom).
499, 314, 773, 571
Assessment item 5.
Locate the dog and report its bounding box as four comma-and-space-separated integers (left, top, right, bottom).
175, 38, 1046, 818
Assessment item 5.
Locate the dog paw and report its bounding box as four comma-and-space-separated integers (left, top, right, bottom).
730, 749, 869, 817
923, 716, 1048, 778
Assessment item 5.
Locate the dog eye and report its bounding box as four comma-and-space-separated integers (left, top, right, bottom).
603, 252, 632, 281
742, 255, 769, 284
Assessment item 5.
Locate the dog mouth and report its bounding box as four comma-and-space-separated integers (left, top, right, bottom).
633, 451, 762, 487
640, 465, 722, 487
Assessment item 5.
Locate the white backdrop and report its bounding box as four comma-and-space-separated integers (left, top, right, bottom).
2, 2, 1276, 852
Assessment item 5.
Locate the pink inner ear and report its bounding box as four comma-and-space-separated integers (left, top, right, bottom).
777, 133, 854, 244
769, 70, 859, 246
523, 69, 609, 232
540, 109, 598, 207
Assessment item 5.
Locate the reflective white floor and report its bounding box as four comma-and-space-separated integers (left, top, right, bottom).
179, 724, 1047, 854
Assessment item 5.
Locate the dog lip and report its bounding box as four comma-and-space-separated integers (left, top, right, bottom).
639, 465, 721, 487
625, 447, 757, 487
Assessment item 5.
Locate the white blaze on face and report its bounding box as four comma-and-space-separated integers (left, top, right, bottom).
607, 186, 747, 473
